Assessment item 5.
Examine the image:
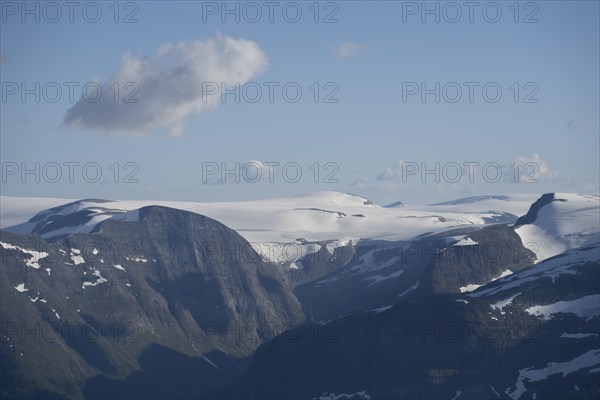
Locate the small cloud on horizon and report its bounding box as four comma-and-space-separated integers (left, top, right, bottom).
335, 41, 363, 58
567, 118, 590, 133
376, 154, 557, 184
202, 160, 276, 185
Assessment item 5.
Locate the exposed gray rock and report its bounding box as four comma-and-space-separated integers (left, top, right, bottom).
0, 206, 304, 399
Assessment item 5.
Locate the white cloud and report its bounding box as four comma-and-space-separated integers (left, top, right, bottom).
376, 155, 557, 184
63, 35, 268, 136
335, 41, 362, 58
514, 153, 558, 182
376, 160, 405, 181
203, 160, 277, 185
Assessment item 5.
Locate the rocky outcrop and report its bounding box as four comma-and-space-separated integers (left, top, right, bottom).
421, 225, 537, 294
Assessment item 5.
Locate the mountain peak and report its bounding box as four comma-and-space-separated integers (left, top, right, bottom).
431, 195, 511, 206
384, 200, 408, 208
513, 193, 562, 228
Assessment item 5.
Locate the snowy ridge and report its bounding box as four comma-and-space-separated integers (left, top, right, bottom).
525, 295, 600, 320
514, 193, 600, 262
1, 192, 541, 263
470, 243, 600, 298
459, 269, 512, 293
505, 349, 600, 400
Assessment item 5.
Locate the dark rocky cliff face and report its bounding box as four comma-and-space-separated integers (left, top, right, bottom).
513, 192, 567, 228
222, 244, 600, 400
0, 206, 304, 399
421, 225, 537, 295
291, 224, 537, 323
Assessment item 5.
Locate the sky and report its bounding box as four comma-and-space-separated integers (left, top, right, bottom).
0, 0, 599, 205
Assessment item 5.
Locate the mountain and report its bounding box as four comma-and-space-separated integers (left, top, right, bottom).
222, 242, 600, 400
383, 200, 408, 208
1, 192, 598, 399
431, 195, 512, 206
2, 193, 548, 325
291, 221, 537, 322
0, 206, 303, 399
513, 193, 600, 262
2, 192, 540, 264
420, 224, 537, 294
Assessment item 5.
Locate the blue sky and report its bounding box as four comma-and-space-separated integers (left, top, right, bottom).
1, 0, 598, 205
